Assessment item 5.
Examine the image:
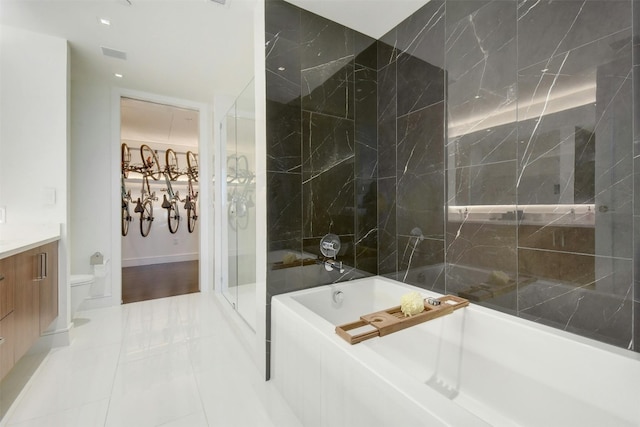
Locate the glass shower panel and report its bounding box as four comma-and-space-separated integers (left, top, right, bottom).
223, 104, 238, 309
222, 79, 256, 331
234, 80, 256, 330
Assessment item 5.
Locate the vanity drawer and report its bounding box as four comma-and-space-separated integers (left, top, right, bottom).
0, 256, 15, 320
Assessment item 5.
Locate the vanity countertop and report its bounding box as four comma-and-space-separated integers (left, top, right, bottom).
0, 223, 61, 260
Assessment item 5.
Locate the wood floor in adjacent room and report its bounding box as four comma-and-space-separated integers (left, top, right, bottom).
122, 260, 199, 304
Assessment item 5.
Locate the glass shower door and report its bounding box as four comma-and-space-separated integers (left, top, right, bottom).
222, 79, 256, 331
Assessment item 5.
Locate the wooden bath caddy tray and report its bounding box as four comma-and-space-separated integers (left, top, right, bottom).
335, 295, 469, 345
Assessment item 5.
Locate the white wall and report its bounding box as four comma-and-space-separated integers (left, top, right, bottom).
0, 25, 70, 339
69, 80, 115, 304
70, 81, 213, 308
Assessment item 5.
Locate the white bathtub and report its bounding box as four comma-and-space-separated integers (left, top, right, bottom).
271, 276, 640, 427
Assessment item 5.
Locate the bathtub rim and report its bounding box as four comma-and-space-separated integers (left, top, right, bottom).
275, 275, 640, 364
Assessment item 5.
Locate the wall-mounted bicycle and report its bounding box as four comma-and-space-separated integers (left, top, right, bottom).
162, 148, 182, 234
121, 143, 161, 237
185, 151, 199, 233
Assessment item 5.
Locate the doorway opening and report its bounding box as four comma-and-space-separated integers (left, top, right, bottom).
120, 97, 200, 303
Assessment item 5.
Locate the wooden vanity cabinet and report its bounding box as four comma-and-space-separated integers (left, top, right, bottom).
15, 247, 41, 361
0, 241, 58, 381
0, 257, 15, 319
0, 256, 16, 379
13, 242, 59, 364
39, 242, 58, 334
0, 312, 15, 380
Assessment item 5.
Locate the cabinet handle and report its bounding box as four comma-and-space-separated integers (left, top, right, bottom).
0, 337, 4, 346
42, 252, 48, 279
0, 274, 4, 281
36, 252, 47, 280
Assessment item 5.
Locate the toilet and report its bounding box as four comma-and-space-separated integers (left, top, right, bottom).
70, 274, 94, 319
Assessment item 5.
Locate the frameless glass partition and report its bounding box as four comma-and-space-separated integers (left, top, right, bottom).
222, 79, 256, 331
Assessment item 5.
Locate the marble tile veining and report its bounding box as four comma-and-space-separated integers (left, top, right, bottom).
266, 0, 640, 355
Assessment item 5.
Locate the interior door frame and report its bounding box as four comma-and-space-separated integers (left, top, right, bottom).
111, 88, 212, 305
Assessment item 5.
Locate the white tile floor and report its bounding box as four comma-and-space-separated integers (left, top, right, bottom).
0, 292, 301, 427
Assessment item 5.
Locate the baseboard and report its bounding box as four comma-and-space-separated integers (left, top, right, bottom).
27, 325, 72, 355
121, 253, 199, 268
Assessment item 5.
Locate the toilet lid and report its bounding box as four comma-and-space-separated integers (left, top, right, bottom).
70, 274, 94, 286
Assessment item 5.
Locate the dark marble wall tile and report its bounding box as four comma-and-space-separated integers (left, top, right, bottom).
355, 179, 378, 274
396, 0, 445, 69
397, 102, 444, 176
355, 65, 378, 179
397, 169, 444, 239
446, 0, 517, 132
447, 221, 517, 274
266, 1, 301, 106
395, 103, 445, 239
448, 124, 518, 169
355, 32, 378, 69
519, 249, 595, 287
636, 138, 640, 216
397, 55, 445, 116
446, 263, 517, 314
518, 224, 595, 255
517, 0, 632, 70
302, 58, 354, 119
302, 159, 355, 238
266, 31, 300, 89
518, 256, 633, 348
378, 177, 397, 274
266, 0, 640, 358
377, 39, 397, 70
635, 216, 640, 299
301, 110, 355, 238
634, 300, 640, 351
301, 111, 354, 182
394, 2, 445, 116
300, 10, 354, 70
377, 63, 397, 179
267, 171, 302, 244
265, 0, 299, 41
266, 100, 301, 173
398, 236, 445, 288
453, 160, 516, 205
266, 69, 301, 106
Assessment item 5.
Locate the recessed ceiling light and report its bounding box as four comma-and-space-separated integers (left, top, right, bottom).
278, 66, 286, 71
541, 68, 549, 73
474, 95, 481, 99
98, 17, 111, 26
114, 73, 123, 78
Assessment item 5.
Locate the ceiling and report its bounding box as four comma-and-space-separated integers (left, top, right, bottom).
121, 97, 199, 148
0, 0, 258, 104
0, 0, 428, 145
286, 0, 428, 39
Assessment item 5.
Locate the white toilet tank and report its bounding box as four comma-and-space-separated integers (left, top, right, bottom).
70, 274, 94, 319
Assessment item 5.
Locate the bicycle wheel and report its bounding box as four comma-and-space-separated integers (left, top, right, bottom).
187, 199, 197, 233
121, 143, 131, 178
139, 199, 154, 237
187, 151, 198, 182
167, 199, 180, 234
121, 201, 132, 236
140, 144, 161, 180
165, 148, 179, 181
